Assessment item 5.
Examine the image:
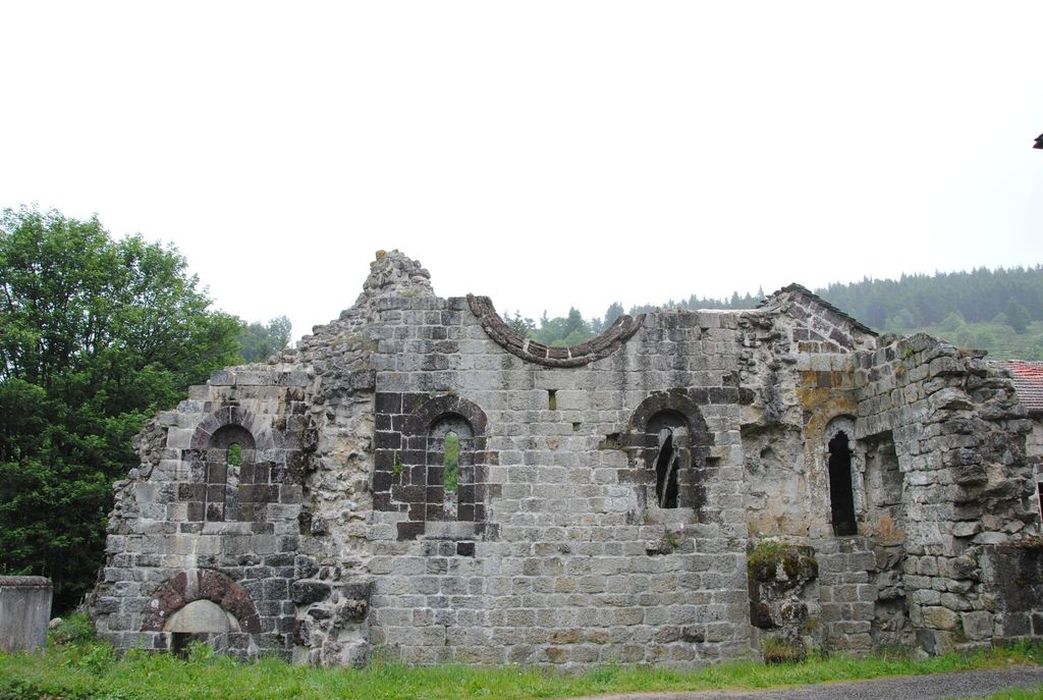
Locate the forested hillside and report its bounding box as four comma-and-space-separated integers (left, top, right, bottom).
818, 267, 1043, 331
510, 266, 1043, 360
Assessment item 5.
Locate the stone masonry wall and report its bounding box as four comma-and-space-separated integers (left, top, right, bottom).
94, 251, 1043, 666
362, 295, 751, 665
855, 334, 1037, 652
93, 366, 313, 658
736, 285, 881, 655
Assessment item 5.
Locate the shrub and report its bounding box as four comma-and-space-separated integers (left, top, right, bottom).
762, 636, 806, 665
50, 611, 95, 646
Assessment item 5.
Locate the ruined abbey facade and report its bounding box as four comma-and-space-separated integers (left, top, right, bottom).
92, 251, 1043, 666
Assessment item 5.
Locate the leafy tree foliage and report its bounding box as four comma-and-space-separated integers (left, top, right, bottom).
239, 315, 292, 362
534, 308, 592, 347
0, 207, 242, 611
1005, 300, 1031, 334
628, 289, 762, 316
504, 310, 536, 337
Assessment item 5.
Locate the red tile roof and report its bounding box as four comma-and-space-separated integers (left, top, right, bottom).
999, 360, 1043, 413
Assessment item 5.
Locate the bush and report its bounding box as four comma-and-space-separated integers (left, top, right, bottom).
49, 611, 95, 646
762, 635, 806, 665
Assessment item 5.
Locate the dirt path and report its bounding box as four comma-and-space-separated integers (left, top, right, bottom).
572, 665, 1043, 700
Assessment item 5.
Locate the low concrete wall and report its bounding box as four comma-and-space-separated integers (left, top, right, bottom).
0, 576, 52, 652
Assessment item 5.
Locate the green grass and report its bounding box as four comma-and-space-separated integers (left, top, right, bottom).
2, 636, 1043, 700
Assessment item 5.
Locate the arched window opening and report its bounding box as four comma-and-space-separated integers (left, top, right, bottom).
647, 411, 688, 509
224, 442, 241, 521
427, 415, 473, 521
202, 425, 255, 522
828, 431, 857, 536
164, 599, 240, 655
443, 431, 460, 493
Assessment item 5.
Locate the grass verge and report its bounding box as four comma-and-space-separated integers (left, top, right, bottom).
2, 634, 1042, 700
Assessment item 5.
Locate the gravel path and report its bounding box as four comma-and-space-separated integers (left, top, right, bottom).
573, 666, 1043, 700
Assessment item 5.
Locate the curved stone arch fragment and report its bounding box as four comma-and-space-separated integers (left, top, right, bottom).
141, 569, 260, 633
189, 406, 271, 452
467, 294, 645, 367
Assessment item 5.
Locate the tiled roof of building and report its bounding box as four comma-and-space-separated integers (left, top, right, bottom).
999, 360, 1043, 414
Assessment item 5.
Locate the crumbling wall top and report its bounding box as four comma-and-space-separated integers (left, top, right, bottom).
358, 249, 434, 303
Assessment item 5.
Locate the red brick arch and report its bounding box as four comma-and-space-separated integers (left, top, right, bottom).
141, 569, 260, 633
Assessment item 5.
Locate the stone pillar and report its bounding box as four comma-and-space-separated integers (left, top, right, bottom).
0, 576, 53, 652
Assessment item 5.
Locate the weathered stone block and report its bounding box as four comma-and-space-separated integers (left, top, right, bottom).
291, 580, 331, 605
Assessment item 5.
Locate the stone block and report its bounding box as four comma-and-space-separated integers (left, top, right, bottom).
961, 611, 994, 641
0, 577, 52, 653
922, 606, 959, 630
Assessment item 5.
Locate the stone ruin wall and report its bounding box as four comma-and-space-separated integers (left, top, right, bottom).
92, 251, 1043, 666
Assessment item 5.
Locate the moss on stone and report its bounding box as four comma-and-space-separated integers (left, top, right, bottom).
748, 540, 818, 583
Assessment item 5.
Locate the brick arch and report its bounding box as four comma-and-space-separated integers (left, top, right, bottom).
189, 406, 271, 451
625, 390, 715, 511
141, 569, 260, 633
467, 294, 645, 368
824, 414, 856, 444
407, 394, 488, 440
627, 389, 713, 451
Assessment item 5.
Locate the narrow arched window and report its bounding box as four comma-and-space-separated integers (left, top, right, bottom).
200, 425, 255, 522
828, 431, 856, 535
427, 415, 473, 521
224, 442, 241, 520
443, 431, 460, 493
646, 411, 688, 509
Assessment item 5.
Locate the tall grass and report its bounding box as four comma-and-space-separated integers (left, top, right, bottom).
2, 630, 1042, 700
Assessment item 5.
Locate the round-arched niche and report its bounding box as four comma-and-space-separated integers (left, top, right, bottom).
162, 599, 241, 634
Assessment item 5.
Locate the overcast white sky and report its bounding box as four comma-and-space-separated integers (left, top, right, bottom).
3, 2, 1042, 340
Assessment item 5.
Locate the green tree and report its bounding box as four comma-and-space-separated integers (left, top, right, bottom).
534, 307, 593, 347
884, 307, 916, 332
504, 310, 535, 337
603, 302, 624, 327
0, 206, 242, 611
939, 311, 966, 332
1005, 299, 1031, 334
239, 315, 292, 362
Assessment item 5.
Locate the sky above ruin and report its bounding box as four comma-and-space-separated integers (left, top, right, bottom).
2, 2, 1042, 339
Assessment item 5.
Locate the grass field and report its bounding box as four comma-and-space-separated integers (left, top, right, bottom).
3, 620, 1043, 700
